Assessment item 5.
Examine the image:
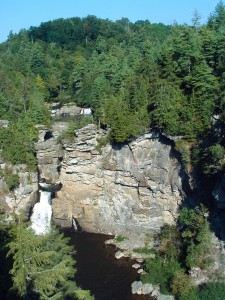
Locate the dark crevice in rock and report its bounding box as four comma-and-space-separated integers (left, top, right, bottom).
26, 190, 40, 221
44, 130, 53, 141
39, 180, 62, 192
158, 134, 225, 241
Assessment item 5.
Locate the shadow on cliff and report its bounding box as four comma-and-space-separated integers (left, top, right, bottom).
159, 134, 225, 241
104, 132, 225, 241
158, 134, 194, 206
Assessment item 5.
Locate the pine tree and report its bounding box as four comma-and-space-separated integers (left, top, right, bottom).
0, 212, 14, 297
150, 79, 184, 135
208, 1, 225, 30
7, 219, 93, 299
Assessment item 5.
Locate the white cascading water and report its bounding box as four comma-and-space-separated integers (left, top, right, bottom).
31, 190, 52, 235
72, 218, 78, 232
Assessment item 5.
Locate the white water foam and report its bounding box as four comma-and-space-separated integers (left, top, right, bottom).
31, 190, 52, 235
73, 218, 78, 232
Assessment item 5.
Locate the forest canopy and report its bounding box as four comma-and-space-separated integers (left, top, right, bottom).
0, 1, 225, 174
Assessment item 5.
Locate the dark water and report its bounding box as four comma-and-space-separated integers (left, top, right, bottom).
64, 230, 150, 300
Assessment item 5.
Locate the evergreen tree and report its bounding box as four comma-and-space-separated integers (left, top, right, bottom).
208, 1, 225, 30
0, 212, 14, 298
150, 79, 183, 135
7, 219, 93, 300
186, 221, 213, 269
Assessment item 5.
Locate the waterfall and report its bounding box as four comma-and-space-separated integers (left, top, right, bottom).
31, 190, 52, 235
80, 108, 92, 115
72, 218, 78, 232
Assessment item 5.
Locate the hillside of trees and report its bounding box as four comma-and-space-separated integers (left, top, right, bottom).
0, 2, 225, 178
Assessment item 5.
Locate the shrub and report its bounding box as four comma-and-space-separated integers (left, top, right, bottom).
115, 235, 127, 242
2, 167, 19, 191
158, 224, 182, 262
198, 282, 225, 300
133, 247, 155, 255
57, 115, 93, 142
141, 256, 182, 294
175, 139, 191, 170
95, 134, 111, 154
171, 270, 194, 299
186, 221, 213, 269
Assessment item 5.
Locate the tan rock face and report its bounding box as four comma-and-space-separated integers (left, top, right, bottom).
0, 164, 39, 218
35, 123, 67, 182
37, 124, 184, 235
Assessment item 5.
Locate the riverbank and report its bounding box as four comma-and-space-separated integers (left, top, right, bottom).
63, 230, 151, 300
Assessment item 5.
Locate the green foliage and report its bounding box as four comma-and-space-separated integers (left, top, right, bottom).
179, 205, 207, 240
1, 4, 225, 154
142, 256, 182, 294
1, 166, 19, 191
157, 224, 182, 262
179, 206, 213, 270
115, 235, 127, 242
150, 80, 184, 136
0, 213, 14, 297
141, 225, 183, 294
208, 1, 225, 30
25, 93, 52, 127
209, 143, 225, 159
186, 221, 213, 269
133, 247, 155, 255
192, 135, 225, 176
175, 140, 192, 170
179, 288, 200, 300
57, 115, 93, 142
101, 96, 149, 143
142, 207, 214, 297
171, 269, 194, 299
0, 124, 37, 171
1, 6, 225, 299
198, 282, 225, 300
203, 144, 225, 174
7, 219, 93, 300
95, 134, 111, 154
62, 282, 94, 300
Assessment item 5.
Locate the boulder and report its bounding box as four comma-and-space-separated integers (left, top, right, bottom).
115, 251, 124, 259
131, 281, 143, 294
131, 281, 156, 295
132, 263, 141, 269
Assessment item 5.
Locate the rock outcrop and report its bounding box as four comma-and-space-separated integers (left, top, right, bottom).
49, 103, 82, 118
0, 163, 38, 218
35, 123, 67, 182
35, 122, 185, 235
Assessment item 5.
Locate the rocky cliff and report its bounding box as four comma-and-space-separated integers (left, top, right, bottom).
35, 122, 185, 236
0, 163, 38, 218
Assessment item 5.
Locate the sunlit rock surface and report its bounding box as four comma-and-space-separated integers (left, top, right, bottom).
0, 164, 38, 217
35, 123, 184, 235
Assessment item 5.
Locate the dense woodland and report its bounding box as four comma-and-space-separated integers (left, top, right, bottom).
1, 1, 225, 299
0, 1, 225, 175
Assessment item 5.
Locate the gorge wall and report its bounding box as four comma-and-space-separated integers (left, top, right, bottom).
0, 163, 38, 218
35, 122, 186, 236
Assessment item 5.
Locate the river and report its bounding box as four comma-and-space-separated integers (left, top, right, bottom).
30, 189, 150, 299
64, 230, 151, 300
